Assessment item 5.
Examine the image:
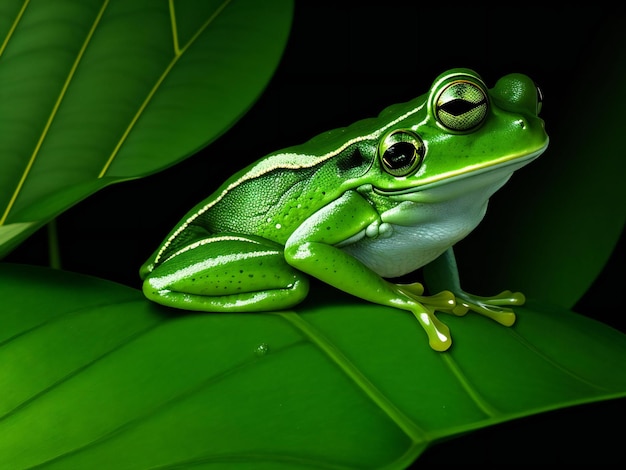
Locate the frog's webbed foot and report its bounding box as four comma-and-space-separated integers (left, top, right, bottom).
402, 281, 524, 326
397, 282, 458, 313
452, 290, 525, 326
395, 283, 523, 349
395, 282, 457, 351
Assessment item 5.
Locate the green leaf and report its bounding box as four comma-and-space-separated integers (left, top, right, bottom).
474, 19, 626, 309
0, 0, 293, 257
2, 264, 625, 468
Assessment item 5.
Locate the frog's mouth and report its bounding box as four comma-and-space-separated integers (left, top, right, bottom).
373, 146, 546, 203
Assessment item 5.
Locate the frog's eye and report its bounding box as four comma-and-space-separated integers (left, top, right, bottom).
435, 80, 488, 132
379, 130, 425, 177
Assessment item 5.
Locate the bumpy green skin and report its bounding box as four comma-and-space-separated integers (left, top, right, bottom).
140, 68, 549, 351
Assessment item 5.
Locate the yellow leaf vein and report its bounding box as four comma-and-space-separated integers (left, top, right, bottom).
97, 0, 233, 178
0, 0, 110, 225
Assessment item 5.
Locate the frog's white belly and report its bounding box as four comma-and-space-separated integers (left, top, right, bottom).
340, 168, 514, 278
340, 200, 486, 278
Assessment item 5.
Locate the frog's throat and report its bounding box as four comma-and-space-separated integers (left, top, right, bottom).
372, 145, 547, 198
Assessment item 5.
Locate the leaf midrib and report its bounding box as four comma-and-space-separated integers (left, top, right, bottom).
278, 312, 430, 445
0, 0, 234, 225
98, 0, 234, 177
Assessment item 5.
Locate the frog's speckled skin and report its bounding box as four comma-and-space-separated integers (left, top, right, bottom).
140, 68, 549, 351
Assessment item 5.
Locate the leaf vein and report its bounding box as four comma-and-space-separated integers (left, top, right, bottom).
440, 353, 501, 418
277, 312, 429, 444
98, 0, 234, 177
168, 0, 180, 55
0, 296, 144, 348
150, 451, 361, 470
0, 0, 30, 59
27, 340, 308, 468
0, 318, 162, 423
0, 0, 110, 225
508, 328, 613, 393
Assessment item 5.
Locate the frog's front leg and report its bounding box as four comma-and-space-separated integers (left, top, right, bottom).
285, 190, 457, 351
423, 247, 524, 326
142, 234, 309, 312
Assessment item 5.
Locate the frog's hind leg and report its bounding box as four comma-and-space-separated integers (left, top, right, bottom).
143, 234, 309, 312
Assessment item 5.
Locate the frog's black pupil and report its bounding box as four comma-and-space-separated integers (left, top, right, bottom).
440, 98, 485, 116
384, 142, 415, 169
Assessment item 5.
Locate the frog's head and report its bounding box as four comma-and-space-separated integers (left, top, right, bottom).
367, 68, 548, 201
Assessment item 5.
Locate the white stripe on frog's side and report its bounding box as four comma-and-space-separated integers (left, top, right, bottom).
153, 104, 429, 265
339, 163, 519, 278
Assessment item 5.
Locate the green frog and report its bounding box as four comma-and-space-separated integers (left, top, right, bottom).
140, 68, 549, 351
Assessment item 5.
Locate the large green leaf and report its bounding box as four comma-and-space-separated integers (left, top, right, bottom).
0, 0, 293, 257
463, 16, 626, 309
2, 263, 625, 468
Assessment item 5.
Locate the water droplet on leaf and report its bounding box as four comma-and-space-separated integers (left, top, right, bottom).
254, 343, 269, 357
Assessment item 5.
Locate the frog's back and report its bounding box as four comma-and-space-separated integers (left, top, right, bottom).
200, 157, 322, 239
152, 96, 421, 262
184, 141, 375, 245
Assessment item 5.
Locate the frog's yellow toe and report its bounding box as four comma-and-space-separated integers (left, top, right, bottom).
487, 310, 516, 327
413, 309, 452, 351
489, 290, 526, 306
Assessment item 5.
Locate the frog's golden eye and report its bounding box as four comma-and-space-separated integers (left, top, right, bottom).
435, 80, 488, 131
379, 130, 425, 177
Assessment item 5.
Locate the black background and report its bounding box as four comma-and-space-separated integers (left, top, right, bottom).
6, 3, 625, 466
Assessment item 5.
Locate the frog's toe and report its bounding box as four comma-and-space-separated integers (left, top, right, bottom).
420, 290, 457, 313
479, 306, 516, 327
412, 308, 452, 351
457, 292, 519, 326
450, 302, 470, 317
398, 284, 457, 313
484, 290, 525, 306
396, 282, 425, 296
